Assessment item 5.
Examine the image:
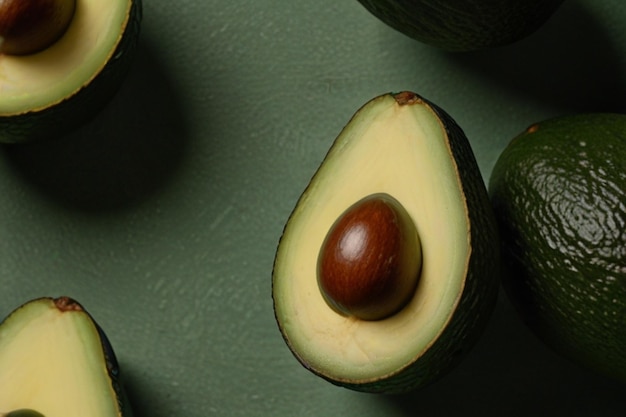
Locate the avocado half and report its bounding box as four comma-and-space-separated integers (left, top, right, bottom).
489, 114, 626, 381
0, 0, 142, 143
272, 91, 500, 393
356, 0, 564, 51
0, 296, 131, 417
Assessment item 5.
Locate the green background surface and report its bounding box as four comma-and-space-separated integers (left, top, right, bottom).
1, 0, 625, 415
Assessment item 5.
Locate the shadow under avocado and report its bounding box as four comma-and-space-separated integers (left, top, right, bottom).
378, 291, 626, 417
122, 363, 177, 417
446, 0, 626, 114
1, 37, 190, 213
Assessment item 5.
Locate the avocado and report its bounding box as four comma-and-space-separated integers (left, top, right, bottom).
0, 296, 132, 417
489, 114, 626, 381
272, 91, 500, 393
0, 0, 142, 143
355, 0, 564, 51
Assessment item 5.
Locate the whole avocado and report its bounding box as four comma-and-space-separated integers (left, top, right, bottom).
356, 0, 565, 51
489, 114, 626, 381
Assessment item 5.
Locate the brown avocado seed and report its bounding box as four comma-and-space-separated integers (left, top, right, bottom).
317, 193, 422, 320
2, 410, 45, 417
0, 0, 76, 55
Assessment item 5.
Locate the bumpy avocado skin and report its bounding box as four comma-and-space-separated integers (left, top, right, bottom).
489, 114, 626, 381
356, 0, 564, 51
0, 0, 143, 144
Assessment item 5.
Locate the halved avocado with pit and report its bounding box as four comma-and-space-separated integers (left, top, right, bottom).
272, 91, 500, 393
0, 0, 142, 143
0, 296, 131, 417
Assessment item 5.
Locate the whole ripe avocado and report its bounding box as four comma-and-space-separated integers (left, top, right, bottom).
489, 114, 626, 381
356, 0, 565, 51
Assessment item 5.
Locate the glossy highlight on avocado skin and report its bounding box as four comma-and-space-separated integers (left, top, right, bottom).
0, 0, 77, 55
489, 113, 626, 381
317, 193, 422, 321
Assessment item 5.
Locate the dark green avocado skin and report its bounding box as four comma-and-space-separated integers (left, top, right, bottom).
489, 114, 626, 381
356, 0, 565, 51
0, 0, 142, 144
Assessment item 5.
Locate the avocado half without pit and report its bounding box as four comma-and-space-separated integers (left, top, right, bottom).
272, 91, 500, 393
0, 296, 131, 417
0, 0, 142, 143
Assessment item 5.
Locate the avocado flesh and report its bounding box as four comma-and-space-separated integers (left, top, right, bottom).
0, 0, 141, 143
0, 0, 130, 114
0, 297, 129, 417
489, 114, 626, 381
273, 92, 499, 392
356, 0, 564, 51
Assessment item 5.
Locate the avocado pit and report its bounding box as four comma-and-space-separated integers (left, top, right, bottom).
2, 410, 45, 417
317, 193, 422, 321
0, 0, 77, 55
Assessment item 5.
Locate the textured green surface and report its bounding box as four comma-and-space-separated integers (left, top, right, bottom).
489, 114, 626, 381
0, 0, 625, 416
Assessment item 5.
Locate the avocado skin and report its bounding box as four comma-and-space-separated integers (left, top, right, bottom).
356, 0, 564, 51
0, 0, 142, 144
93, 312, 133, 417
489, 114, 626, 381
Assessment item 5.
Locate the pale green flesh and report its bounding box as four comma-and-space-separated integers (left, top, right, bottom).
0, 0, 131, 115
0, 299, 120, 417
273, 95, 470, 382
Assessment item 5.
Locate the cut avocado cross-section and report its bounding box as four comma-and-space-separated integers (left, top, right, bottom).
0, 296, 131, 417
0, 0, 142, 143
272, 91, 500, 393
